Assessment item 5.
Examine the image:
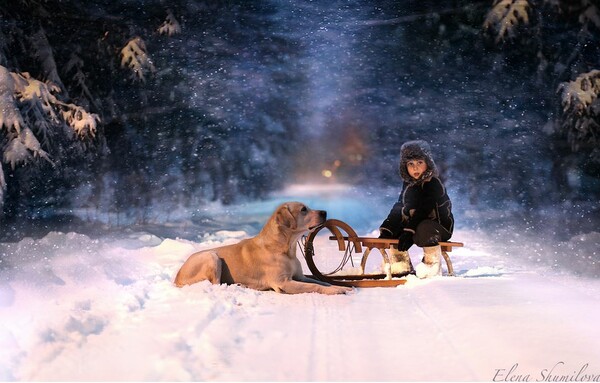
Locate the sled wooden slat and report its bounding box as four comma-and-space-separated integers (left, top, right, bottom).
327, 273, 389, 280
328, 236, 463, 251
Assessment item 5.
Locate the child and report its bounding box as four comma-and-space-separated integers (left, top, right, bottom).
379, 140, 454, 278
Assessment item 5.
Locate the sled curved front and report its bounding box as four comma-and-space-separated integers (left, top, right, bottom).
303, 219, 409, 287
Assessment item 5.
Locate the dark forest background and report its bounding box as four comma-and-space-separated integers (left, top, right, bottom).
1, 0, 599, 240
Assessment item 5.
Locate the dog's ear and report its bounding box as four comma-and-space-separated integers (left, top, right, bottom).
275, 204, 297, 230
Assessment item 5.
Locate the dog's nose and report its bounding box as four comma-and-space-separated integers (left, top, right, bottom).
319, 210, 327, 220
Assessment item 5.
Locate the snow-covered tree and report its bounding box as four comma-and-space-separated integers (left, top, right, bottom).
2, 0, 594, 228
0, 64, 100, 207
484, 0, 600, 41
2, 0, 303, 223
483, 0, 600, 165
120, 37, 156, 83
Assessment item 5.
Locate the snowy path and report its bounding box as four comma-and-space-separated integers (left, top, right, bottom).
1, 185, 600, 381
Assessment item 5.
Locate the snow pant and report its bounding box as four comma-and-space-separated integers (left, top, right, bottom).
411, 220, 452, 247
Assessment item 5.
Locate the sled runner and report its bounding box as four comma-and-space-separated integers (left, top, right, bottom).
301, 219, 463, 288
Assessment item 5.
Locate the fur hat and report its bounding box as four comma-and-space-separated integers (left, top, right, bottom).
398, 140, 438, 184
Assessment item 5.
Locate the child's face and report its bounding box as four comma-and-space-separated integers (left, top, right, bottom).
406, 159, 427, 180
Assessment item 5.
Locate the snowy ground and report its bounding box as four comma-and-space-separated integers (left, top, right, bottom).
1, 184, 600, 381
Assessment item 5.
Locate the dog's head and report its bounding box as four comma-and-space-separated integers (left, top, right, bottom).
274, 202, 327, 233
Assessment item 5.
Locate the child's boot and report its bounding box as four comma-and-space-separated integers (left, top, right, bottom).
415, 245, 442, 278
388, 247, 415, 275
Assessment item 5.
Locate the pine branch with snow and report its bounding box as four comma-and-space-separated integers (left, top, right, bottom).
61, 106, 100, 138
3, 127, 52, 169
9, 70, 99, 139
483, 0, 531, 43
558, 70, 600, 160
0, 66, 25, 134
120, 37, 156, 82
157, 10, 182, 37
0, 65, 100, 207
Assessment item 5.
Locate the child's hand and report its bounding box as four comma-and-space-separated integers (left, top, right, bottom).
398, 232, 413, 251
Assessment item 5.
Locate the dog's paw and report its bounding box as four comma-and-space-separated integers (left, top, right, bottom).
343, 286, 355, 295
331, 285, 354, 295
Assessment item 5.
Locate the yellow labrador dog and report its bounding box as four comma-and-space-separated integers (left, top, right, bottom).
175, 202, 352, 295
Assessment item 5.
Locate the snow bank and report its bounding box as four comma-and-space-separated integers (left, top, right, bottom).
2, 225, 600, 381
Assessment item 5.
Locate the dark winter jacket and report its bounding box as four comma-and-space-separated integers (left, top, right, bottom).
380, 140, 454, 237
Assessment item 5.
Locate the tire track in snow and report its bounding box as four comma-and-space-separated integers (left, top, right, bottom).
306, 293, 348, 381
406, 280, 481, 380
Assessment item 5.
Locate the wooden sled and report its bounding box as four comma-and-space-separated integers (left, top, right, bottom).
302, 219, 463, 288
